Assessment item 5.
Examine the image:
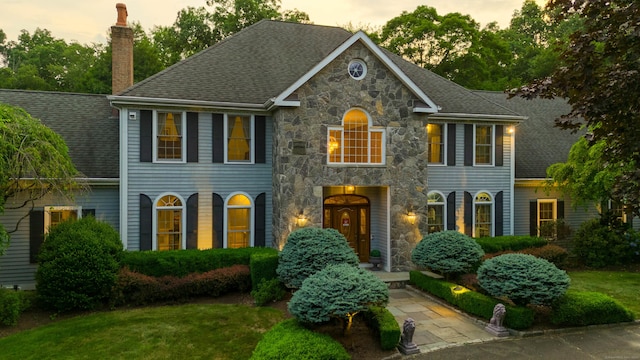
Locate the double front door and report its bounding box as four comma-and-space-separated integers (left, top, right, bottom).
323, 195, 370, 262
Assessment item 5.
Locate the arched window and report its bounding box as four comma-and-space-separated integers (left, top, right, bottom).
427, 191, 446, 233
225, 193, 253, 248
327, 108, 385, 164
474, 191, 493, 237
155, 193, 185, 250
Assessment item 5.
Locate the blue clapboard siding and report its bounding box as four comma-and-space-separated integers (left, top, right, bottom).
427, 123, 514, 236
0, 186, 120, 288
125, 110, 273, 250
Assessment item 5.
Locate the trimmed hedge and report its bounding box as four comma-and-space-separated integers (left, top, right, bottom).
111, 265, 251, 306
0, 289, 31, 326
249, 251, 279, 290
410, 271, 534, 330
412, 231, 484, 277
475, 236, 547, 253
250, 318, 350, 360
551, 290, 635, 326
363, 306, 401, 350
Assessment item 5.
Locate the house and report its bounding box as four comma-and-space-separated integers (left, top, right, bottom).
0, 5, 600, 288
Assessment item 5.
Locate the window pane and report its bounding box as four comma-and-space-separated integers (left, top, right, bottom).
329, 129, 342, 163
157, 112, 182, 160
475, 125, 492, 164
157, 209, 181, 251
371, 131, 382, 164
50, 210, 78, 228
427, 205, 444, 233
427, 124, 444, 164
475, 204, 491, 237
228, 208, 250, 248
344, 109, 368, 163
228, 115, 251, 161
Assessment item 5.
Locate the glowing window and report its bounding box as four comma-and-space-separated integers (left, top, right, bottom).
156, 194, 183, 251
427, 192, 445, 233
44, 206, 79, 233
327, 109, 385, 165
474, 192, 493, 237
227, 194, 252, 248
475, 125, 493, 165
427, 123, 445, 164
226, 115, 253, 162
156, 111, 184, 161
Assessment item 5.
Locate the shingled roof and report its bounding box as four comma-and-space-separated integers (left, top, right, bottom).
0, 90, 119, 179
474, 91, 583, 179
118, 20, 520, 117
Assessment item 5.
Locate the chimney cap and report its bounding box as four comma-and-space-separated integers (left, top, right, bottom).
115, 3, 128, 26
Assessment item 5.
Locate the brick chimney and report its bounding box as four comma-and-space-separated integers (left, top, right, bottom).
111, 3, 133, 94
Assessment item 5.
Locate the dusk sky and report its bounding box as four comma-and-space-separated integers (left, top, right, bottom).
2, 0, 546, 45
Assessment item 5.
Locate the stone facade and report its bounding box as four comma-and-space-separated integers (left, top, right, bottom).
272, 41, 429, 271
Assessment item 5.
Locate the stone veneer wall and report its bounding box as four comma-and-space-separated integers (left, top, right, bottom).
272, 42, 429, 271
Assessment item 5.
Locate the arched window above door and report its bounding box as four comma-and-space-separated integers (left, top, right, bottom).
327, 109, 385, 165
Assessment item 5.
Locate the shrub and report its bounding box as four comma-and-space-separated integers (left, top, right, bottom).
411, 231, 484, 277
288, 264, 388, 334
0, 289, 31, 326
477, 254, 570, 306
475, 235, 547, 253
112, 265, 251, 306
410, 271, 535, 330
573, 215, 635, 268
551, 290, 635, 326
250, 318, 350, 360
363, 306, 401, 350
277, 228, 359, 288
249, 251, 279, 290
252, 278, 286, 306
521, 244, 568, 267
36, 216, 123, 312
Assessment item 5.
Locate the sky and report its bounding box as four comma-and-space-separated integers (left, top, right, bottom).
2, 0, 546, 45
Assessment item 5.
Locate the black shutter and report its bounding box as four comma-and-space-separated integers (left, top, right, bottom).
255, 193, 266, 247
446, 192, 456, 230
140, 110, 153, 162
82, 209, 95, 218
530, 200, 538, 236
213, 193, 224, 248
464, 124, 473, 166
187, 194, 198, 249
495, 191, 503, 236
187, 112, 199, 163
212, 113, 224, 163
557, 200, 565, 219
140, 194, 153, 251
255, 116, 266, 164
464, 191, 472, 236
495, 125, 504, 167
447, 123, 456, 166
29, 210, 44, 263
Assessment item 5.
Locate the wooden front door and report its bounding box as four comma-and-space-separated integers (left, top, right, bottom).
323, 195, 370, 262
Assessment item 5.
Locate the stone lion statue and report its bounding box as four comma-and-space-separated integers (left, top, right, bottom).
401, 318, 416, 345
490, 303, 506, 328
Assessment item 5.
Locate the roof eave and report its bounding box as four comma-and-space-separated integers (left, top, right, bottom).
428, 113, 527, 123
108, 95, 268, 113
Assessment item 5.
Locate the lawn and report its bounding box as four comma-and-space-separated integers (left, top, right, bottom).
0, 303, 285, 360
568, 270, 640, 316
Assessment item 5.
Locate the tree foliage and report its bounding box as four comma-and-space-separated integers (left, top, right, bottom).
513, 1, 640, 214
0, 103, 83, 241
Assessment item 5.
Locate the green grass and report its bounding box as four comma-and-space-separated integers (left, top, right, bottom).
0, 304, 285, 360
568, 271, 640, 316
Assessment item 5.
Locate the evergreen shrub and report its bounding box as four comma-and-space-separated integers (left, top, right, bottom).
0, 289, 31, 326
250, 318, 350, 360
288, 264, 388, 326
475, 235, 547, 253
36, 216, 123, 312
276, 228, 359, 288
573, 215, 635, 268
477, 253, 570, 306
551, 290, 635, 326
251, 278, 286, 306
411, 231, 484, 277
249, 251, 279, 289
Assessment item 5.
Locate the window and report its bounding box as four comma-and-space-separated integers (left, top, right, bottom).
226, 114, 254, 163
427, 123, 445, 164
427, 191, 445, 233
607, 200, 628, 223
475, 125, 494, 165
225, 193, 253, 248
348, 59, 367, 80
474, 192, 493, 237
155, 194, 184, 250
44, 206, 80, 233
328, 109, 385, 165
155, 111, 185, 161
537, 199, 557, 238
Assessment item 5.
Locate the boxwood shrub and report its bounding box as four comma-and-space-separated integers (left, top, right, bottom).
0, 289, 31, 326
410, 271, 534, 330
551, 290, 635, 326
411, 231, 484, 277
475, 235, 547, 254
250, 318, 350, 360
363, 306, 401, 350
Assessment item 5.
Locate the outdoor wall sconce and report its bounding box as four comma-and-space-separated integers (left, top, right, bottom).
345, 185, 355, 194
406, 210, 417, 224
296, 210, 307, 227
507, 126, 515, 134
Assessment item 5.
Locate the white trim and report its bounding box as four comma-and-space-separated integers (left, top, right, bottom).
536, 199, 558, 237
224, 114, 256, 164
108, 95, 266, 112
510, 123, 515, 235
223, 192, 255, 248
119, 107, 129, 249
153, 110, 187, 163
272, 32, 439, 113
472, 191, 494, 238
385, 187, 391, 272
428, 113, 526, 122
473, 124, 495, 166
44, 205, 82, 234
152, 193, 187, 251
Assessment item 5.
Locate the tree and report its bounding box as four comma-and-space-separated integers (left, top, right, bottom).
0, 103, 83, 246
512, 1, 640, 214
411, 230, 484, 279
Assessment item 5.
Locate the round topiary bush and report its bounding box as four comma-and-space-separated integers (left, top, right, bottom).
288, 263, 389, 334
36, 216, 123, 312
477, 253, 570, 306
411, 231, 484, 277
276, 227, 359, 288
